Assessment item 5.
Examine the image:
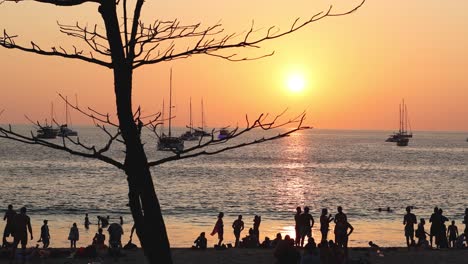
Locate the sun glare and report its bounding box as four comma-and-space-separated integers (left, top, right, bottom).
286, 74, 305, 93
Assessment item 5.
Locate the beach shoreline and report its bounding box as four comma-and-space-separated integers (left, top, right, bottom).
1, 247, 468, 263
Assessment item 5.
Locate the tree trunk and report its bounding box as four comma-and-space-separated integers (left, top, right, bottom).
98, 2, 173, 264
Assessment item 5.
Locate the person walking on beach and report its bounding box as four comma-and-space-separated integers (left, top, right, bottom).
232, 215, 244, 247
429, 207, 440, 247
11, 207, 33, 258
210, 212, 224, 246
403, 206, 417, 247
2, 204, 16, 247
447, 220, 458, 248
253, 215, 261, 246
39, 220, 50, 248
84, 213, 91, 229
320, 208, 334, 242
300, 207, 314, 247
294, 207, 302, 246
68, 223, 79, 249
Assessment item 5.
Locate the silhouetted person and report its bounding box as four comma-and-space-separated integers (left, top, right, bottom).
294, 207, 302, 246
120, 216, 124, 225
93, 228, 106, 249
271, 233, 282, 248
260, 237, 271, 248
403, 206, 417, 247
447, 220, 458, 248
39, 220, 50, 248
11, 207, 33, 258
253, 215, 261, 246
334, 206, 347, 244
320, 208, 333, 242
464, 208, 468, 247
429, 207, 440, 247
129, 224, 136, 241
98, 215, 109, 228
84, 213, 91, 229
335, 221, 354, 258
438, 209, 449, 248
68, 223, 79, 249
193, 232, 207, 249
274, 235, 299, 264
210, 212, 224, 246
108, 222, 124, 249
300, 207, 314, 247
232, 215, 244, 247
241, 228, 257, 248
301, 240, 319, 264
416, 218, 429, 246
3, 204, 16, 247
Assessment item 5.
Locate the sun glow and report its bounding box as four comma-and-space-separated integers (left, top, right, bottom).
286, 74, 306, 93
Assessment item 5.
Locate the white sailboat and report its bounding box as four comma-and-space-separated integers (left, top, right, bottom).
157, 69, 184, 152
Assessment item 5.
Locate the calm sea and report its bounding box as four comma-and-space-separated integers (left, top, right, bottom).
0, 126, 467, 248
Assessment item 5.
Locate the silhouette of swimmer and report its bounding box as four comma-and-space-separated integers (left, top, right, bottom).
210, 212, 224, 246
377, 207, 393, 212
403, 206, 417, 247
68, 223, 79, 249
300, 207, 314, 247
447, 220, 458, 248
253, 215, 261, 245
193, 232, 207, 249
39, 220, 50, 249
232, 215, 244, 248
320, 208, 334, 242
11, 207, 33, 258
294, 207, 302, 247
84, 213, 91, 229
3, 204, 16, 247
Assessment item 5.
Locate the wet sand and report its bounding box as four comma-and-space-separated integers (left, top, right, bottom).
1, 247, 468, 263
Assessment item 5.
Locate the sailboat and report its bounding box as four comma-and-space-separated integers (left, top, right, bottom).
157, 69, 184, 152
37, 103, 59, 139
57, 96, 78, 137
179, 97, 199, 141
386, 99, 412, 146
193, 99, 211, 137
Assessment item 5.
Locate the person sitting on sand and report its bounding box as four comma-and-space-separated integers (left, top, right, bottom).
271, 233, 282, 248
3, 204, 16, 247
320, 208, 333, 242
300, 207, 314, 247
39, 220, 50, 249
294, 207, 302, 247
447, 220, 458, 248
241, 228, 257, 248
274, 235, 299, 264
403, 206, 417, 248
304, 237, 316, 251
300, 241, 319, 264
11, 207, 33, 258
416, 218, 429, 246
260, 237, 271, 248
232, 215, 244, 248
68, 223, 79, 249
210, 212, 224, 246
92, 228, 106, 249
455, 234, 466, 249
193, 232, 207, 249
108, 222, 124, 249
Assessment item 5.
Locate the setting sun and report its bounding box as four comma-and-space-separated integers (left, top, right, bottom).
286, 74, 306, 93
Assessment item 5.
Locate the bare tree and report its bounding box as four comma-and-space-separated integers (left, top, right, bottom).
0, 1, 364, 263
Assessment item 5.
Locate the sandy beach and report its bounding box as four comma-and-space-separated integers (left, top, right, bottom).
1, 247, 467, 264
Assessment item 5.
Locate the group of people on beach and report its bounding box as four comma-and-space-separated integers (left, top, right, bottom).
403, 206, 468, 249
2, 205, 129, 260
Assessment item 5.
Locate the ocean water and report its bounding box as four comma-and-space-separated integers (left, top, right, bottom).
0, 126, 467, 248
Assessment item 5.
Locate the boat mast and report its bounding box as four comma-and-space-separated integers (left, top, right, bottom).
201, 99, 205, 131
189, 97, 193, 134
161, 100, 165, 136
399, 102, 402, 134
65, 96, 68, 125
168, 68, 173, 137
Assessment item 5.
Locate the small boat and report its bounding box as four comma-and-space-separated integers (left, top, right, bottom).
193, 99, 211, 137
37, 126, 59, 139
57, 96, 78, 137
386, 99, 412, 146
158, 69, 184, 152
179, 98, 199, 141
217, 128, 230, 140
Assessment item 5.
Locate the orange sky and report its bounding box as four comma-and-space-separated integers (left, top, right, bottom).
0, 0, 467, 131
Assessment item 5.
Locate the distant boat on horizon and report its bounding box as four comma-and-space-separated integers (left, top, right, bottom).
179, 97, 199, 141
386, 99, 412, 146
36, 103, 59, 139
193, 99, 211, 137
57, 96, 78, 137
217, 128, 230, 140
157, 69, 184, 152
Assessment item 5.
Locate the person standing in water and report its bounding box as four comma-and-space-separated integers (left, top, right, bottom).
403, 206, 417, 247
84, 213, 90, 229
210, 212, 224, 246
232, 215, 244, 247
